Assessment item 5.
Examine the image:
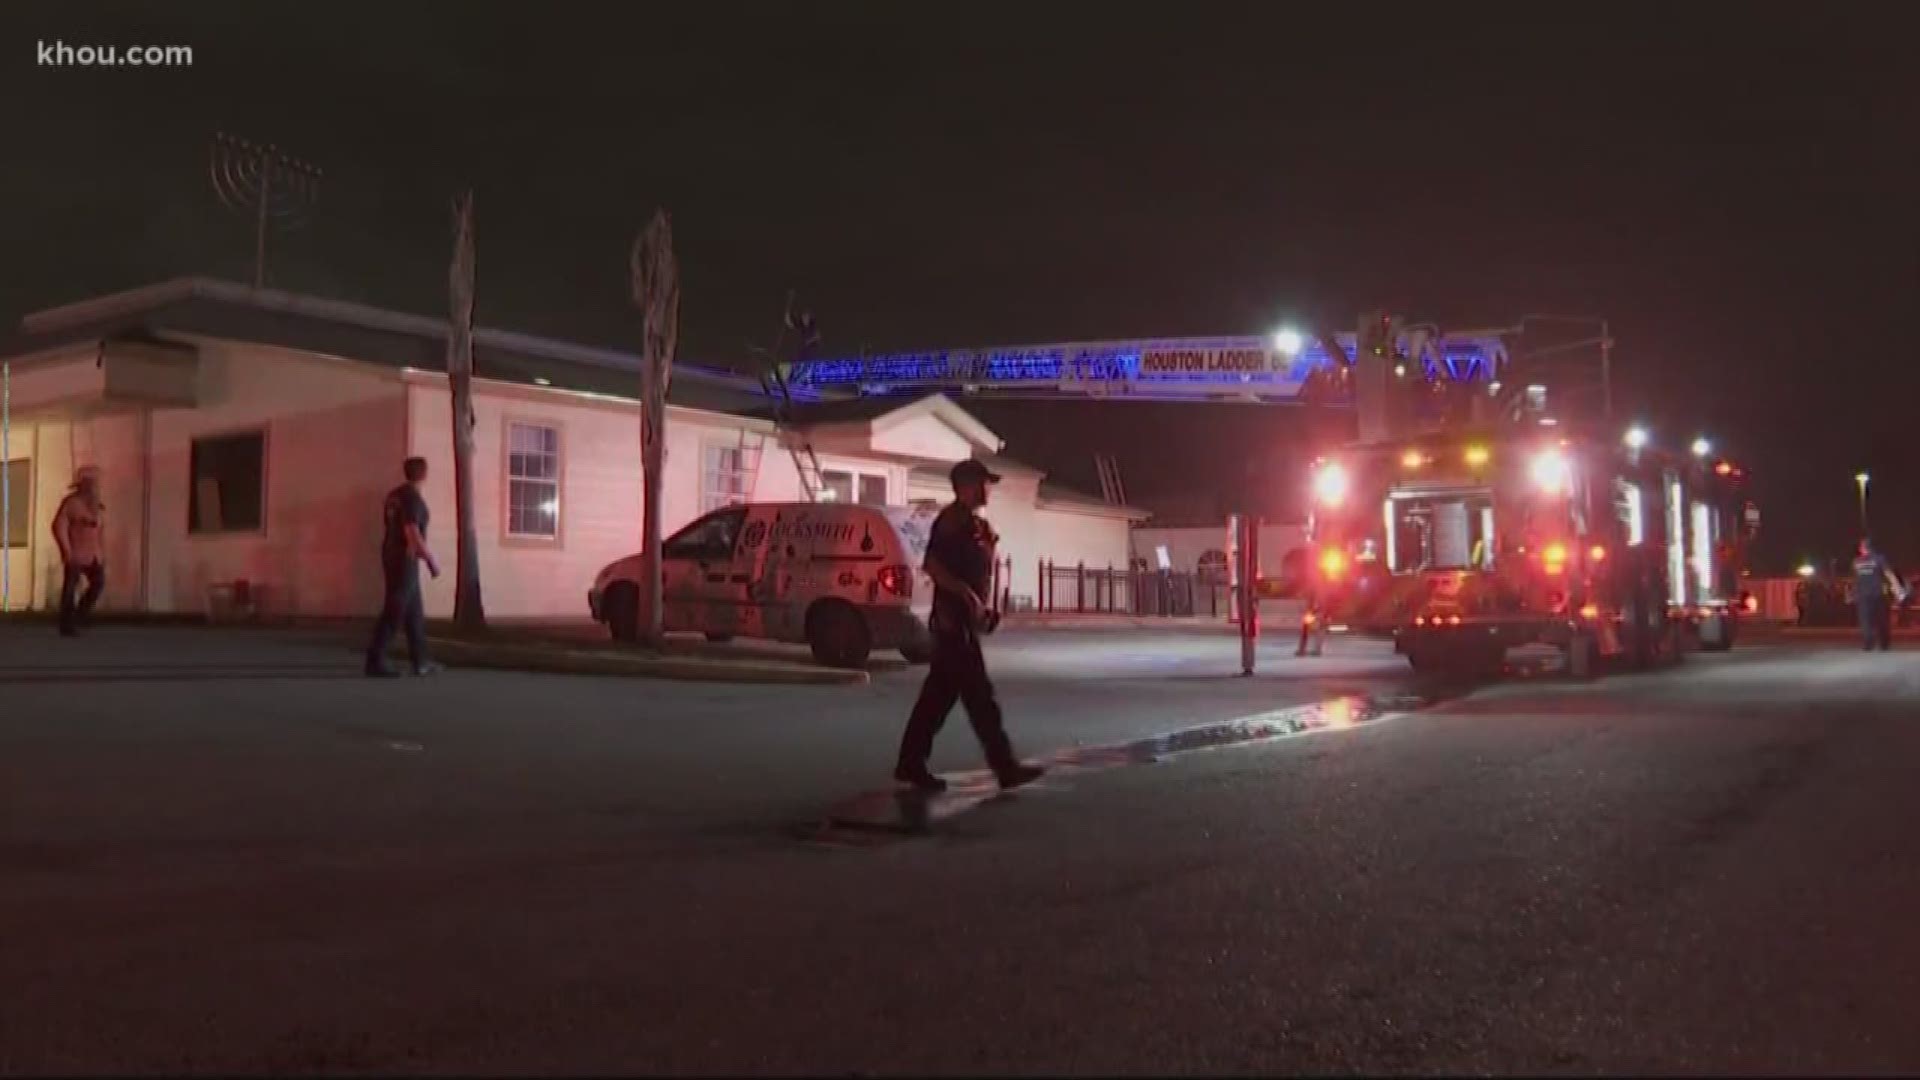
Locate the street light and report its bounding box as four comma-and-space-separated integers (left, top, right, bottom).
1691, 437, 1712, 457
1797, 563, 1817, 578
1856, 471, 1871, 533
1624, 426, 1649, 450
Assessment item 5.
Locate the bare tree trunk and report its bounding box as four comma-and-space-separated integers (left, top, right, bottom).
448, 189, 485, 629
631, 210, 680, 648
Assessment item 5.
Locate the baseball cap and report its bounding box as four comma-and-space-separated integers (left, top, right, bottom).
949, 459, 1002, 488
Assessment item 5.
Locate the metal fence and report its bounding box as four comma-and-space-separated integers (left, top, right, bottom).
1035, 559, 1231, 617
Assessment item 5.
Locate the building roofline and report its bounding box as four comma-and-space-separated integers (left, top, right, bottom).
15, 276, 763, 391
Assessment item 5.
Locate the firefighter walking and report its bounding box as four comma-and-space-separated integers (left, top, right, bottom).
1296, 546, 1348, 657
364, 456, 443, 677
893, 460, 1044, 794
1853, 538, 1904, 651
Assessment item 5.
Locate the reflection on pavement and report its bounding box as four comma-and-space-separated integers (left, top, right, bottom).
799, 690, 1439, 846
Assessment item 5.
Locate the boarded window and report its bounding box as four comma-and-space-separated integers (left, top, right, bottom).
189, 430, 266, 534
2, 458, 28, 548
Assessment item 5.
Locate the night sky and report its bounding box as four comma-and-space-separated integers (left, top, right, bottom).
4, 4, 1915, 571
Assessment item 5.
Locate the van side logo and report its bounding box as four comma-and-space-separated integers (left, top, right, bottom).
742, 520, 768, 549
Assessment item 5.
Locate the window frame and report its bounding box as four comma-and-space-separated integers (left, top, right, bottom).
818, 464, 890, 506
501, 416, 565, 547
186, 425, 271, 538
2, 457, 31, 550
701, 439, 755, 514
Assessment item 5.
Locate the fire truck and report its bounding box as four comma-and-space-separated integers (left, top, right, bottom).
1290, 423, 1758, 677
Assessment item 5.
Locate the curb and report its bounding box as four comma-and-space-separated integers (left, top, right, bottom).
998, 617, 1237, 633
410, 638, 870, 686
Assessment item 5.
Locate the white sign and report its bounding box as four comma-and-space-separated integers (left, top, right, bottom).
1138, 345, 1275, 376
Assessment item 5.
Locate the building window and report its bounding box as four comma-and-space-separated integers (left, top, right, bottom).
2, 458, 29, 549
702, 442, 755, 513
820, 468, 888, 506
506, 421, 561, 539
188, 430, 267, 534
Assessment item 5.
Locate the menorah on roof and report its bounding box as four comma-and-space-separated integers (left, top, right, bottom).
210, 132, 322, 289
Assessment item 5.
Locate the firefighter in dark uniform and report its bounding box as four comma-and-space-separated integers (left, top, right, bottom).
365, 456, 443, 677
1853, 537, 1902, 651
1296, 547, 1330, 657
893, 460, 1045, 794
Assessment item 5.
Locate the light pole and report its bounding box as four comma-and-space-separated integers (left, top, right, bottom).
1855, 471, 1871, 535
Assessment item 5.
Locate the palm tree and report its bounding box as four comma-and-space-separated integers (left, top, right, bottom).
631, 210, 680, 647
447, 189, 485, 629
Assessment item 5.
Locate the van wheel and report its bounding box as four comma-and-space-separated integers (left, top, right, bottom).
807, 601, 871, 669
704, 632, 735, 644
605, 584, 639, 643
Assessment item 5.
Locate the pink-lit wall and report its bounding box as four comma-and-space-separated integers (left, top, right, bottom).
405, 377, 817, 620
147, 341, 407, 616
406, 377, 652, 620
17, 343, 406, 617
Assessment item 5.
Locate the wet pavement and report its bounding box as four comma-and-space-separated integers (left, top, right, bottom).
806, 691, 1435, 843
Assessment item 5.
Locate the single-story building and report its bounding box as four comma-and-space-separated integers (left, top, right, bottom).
0, 278, 1147, 620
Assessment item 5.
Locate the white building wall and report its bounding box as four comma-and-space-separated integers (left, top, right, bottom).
408, 379, 646, 620
977, 475, 1041, 604
1029, 505, 1135, 608
141, 343, 407, 617
10, 344, 408, 617
406, 381, 826, 620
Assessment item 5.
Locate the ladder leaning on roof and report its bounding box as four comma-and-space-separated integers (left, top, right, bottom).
731, 427, 768, 506
760, 361, 826, 502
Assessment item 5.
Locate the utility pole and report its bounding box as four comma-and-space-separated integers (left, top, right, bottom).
1600, 318, 1613, 421
210, 133, 322, 289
